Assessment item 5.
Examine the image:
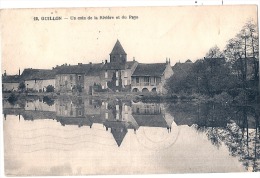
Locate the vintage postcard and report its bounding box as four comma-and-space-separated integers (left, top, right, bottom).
1, 5, 259, 176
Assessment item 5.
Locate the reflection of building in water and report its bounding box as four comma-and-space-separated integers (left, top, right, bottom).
55, 96, 90, 127
102, 100, 139, 147
2, 99, 24, 120
3, 97, 176, 147
23, 98, 56, 121
132, 102, 173, 130
2, 98, 56, 121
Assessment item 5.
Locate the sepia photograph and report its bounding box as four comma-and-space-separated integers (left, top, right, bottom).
0, 4, 259, 176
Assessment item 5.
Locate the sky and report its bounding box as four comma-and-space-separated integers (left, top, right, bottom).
1, 5, 258, 75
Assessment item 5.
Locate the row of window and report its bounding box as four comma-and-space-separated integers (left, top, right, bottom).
134, 77, 161, 83
105, 71, 128, 79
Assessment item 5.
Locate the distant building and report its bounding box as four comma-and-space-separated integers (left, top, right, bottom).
55, 63, 92, 93
131, 102, 173, 129
102, 40, 138, 91
2, 74, 20, 92
84, 63, 104, 95
172, 59, 193, 76
131, 61, 173, 93
21, 69, 56, 92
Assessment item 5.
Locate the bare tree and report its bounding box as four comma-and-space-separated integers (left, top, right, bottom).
205, 45, 224, 58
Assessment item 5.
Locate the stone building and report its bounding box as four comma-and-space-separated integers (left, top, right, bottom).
101, 40, 138, 92
131, 61, 173, 93
21, 69, 56, 92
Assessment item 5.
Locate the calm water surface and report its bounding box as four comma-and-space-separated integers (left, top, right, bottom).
3, 96, 260, 175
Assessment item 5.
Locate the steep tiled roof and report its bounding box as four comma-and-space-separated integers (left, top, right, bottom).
2, 75, 21, 83
104, 120, 128, 146
132, 63, 167, 77
126, 61, 137, 69
103, 62, 126, 70
85, 63, 104, 76
111, 128, 127, 147
20, 69, 40, 80
132, 114, 169, 128
172, 62, 193, 75
110, 40, 126, 55
56, 116, 93, 127
56, 64, 92, 74
20, 69, 56, 80
22, 111, 56, 120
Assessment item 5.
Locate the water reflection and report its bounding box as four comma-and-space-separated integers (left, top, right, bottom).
3, 96, 260, 173
167, 102, 260, 172
3, 96, 174, 147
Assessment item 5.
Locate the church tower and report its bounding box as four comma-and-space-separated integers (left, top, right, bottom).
110, 40, 127, 64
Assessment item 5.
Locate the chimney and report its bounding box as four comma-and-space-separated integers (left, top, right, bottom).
105, 60, 107, 64
166, 57, 168, 64
4, 70, 6, 76
78, 63, 82, 66
169, 58, 171, 65
102, 60, 104, 64
133, 57, 135, 61
89, 62, 92, 65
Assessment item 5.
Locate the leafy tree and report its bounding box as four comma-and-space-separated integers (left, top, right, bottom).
46, 85, 55, 92
18, 81, 26, 92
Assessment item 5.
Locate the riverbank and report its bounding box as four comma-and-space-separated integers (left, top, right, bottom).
2, 91, 259, 108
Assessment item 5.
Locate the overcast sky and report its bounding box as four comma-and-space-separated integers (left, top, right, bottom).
1, 5, 258, 75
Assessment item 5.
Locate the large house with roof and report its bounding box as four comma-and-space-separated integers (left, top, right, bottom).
55, 63, 93, 93
131, 61, 173, 93
22, 69, 56, 92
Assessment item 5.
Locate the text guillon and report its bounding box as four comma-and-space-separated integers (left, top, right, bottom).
33, 15, 138, 21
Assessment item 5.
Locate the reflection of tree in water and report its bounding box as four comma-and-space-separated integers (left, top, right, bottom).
43, 96, 55, 106
193, 105, 260, 172
166, 102, 260, 171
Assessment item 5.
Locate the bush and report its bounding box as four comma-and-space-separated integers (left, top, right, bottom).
7, 93, 17, 105
46, 85, 55, 92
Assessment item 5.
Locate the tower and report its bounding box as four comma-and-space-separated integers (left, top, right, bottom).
110, 40, 127, 64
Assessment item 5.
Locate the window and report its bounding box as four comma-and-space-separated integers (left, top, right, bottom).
151, 77, 155, 84
144, 77, 149, 83
105, 112, 108, 119
105, 71, 108, 78
116, 70, 119, 78
116, 113, 119, 120
78, 75, 81, 81
78, 110, 82, 116
124, 79, 127, 85
157, 77, 161, 83
70, 75, 73, 80
116, 80, 119, 86
124, 71, 127, 78
136, 77, 139, 83
116, 105, 119, 111
105, 82, 107, 89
